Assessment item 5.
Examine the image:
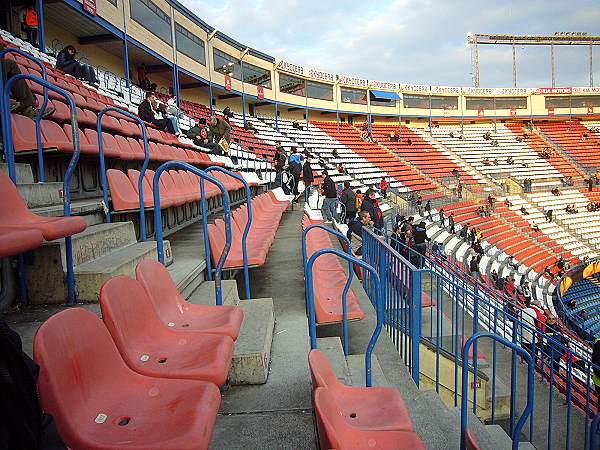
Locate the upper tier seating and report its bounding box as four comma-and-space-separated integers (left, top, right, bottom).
302, 212, 365, 324
525, 189, 600, 246
0, 171, 87, 241
560, 275, 600, 336
430, 124, 564, 187
504, 123, 585, 178
136, 259, 244, 339
536, 121, 600, 169
315, 122, 437, 192
370, 125, 485, 190
100, 275, 234, 387
207, 190, 290, 269
34, 308, 222, 450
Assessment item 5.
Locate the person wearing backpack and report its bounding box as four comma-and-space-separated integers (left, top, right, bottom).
0, 320, 66, 449
302, 152, 314, 203
288, 148, 302, 198
340, 181, 357, 223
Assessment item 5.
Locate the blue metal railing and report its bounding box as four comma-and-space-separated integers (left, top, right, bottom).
96, 107, 150, 239
0, 48, 49, 182
302, 224, 354, 356
362, 227, 422, 386
2, 74, 80, 305
203, 166, 251, 299
461, 332, 534, 450
152, 161, 232, 306
305, 247, 383, 387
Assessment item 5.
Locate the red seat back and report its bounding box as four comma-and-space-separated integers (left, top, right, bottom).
135, 259, 185, 322
308, 349, 343, 389
0, 171, 33, 219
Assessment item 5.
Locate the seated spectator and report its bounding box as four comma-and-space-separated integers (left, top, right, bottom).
520, 206, 529, 215
449, 131, 455, 138
551, 187, 561, 196
0, 43, 54, 119
244, 121, 257, 133
482, 157, 491, 166
532, 224, 541, 233
406, 137, 412, 145
138, 92, 177, 135
186, 118, 220, 153
56, 45, 99, 85
504, 198, 512, 208
137, 63, 156, 92
506, 156, 514, 165
222, 106, 235, 120
389, 130, 397, 141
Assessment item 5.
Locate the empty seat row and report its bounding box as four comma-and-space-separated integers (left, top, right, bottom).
107, 168, 247, 212
309, 349, 424, 449
34, 259, 243, 449
302, 213, 364, 324
208, 191, 289, 269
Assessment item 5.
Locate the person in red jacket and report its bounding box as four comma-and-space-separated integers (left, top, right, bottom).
380, 177, 389, 198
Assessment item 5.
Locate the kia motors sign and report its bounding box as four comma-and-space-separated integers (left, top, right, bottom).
83, 0, 96, 15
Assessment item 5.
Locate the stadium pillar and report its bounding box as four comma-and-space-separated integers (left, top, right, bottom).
240, 49, 249, 126
367, 113, 372, 133
493, 97, 497, 132
206, 30, 217, 115
171, 64, 180, 108
121, 0, 131, 98
304, 80, 309, 129
460, 93, 464, 134
569, 96, 572, 130
428, 93, 432, 133
275, 101, 279, 131
36, 0, 45, 53
336, 110, 340, 131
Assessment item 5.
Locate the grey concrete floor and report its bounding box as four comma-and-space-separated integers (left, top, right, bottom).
210, 203, 318, 449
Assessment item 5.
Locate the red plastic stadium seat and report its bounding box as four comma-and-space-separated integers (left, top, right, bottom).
106, 169, 141, 211
309, 350, 412, 432
0, 172, 86, 241
34, 308, 221, 450
136, 259, 243, 340
127, 169, 157, 208
0, 226, 43, 257
314, 388, 425, 450
100, 275, 234, 386
11, 114, 41, 151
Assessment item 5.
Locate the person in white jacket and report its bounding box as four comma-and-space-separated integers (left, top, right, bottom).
521, 300, 537, 360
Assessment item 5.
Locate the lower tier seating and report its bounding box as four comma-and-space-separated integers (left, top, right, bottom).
309, 350, 424, 449
0, 171, 87, 241
100, 275, 234, 387
34, 308, 222, 450
302, 213, 364, 324
208, 191, 289, 269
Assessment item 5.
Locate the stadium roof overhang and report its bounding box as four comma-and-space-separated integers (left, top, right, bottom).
370, 90, 400, 100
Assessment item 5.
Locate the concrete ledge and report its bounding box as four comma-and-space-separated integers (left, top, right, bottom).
17, 182, 63, 208
316, 336, 352, 385
347, 353, 388, 387
1, 162, 34, 183
187, 280, 240, 306
228, 297, 275, 385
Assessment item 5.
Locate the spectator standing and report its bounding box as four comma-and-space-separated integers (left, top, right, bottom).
302, 153, 314, 203
413, 221, 430, 268
20, 3, 38, 47
137, 63, 156, 92
355, 190, 364, 212
448, 213, 455, 234
346, 211, 373, 255
424, 199, 432, 219
208, 115, 232, 155
380, 177, 389, 198
56, 45, 99, 85
288, 149, 302, 198
521, 300, 537, 358
273, 144, 287, 189
321, 170, 337, 222
438, 208, 446, 227
546, 209, 553, 223
340, 181, 357, 223
138, 92, 177, 135
360, 189, 383, 233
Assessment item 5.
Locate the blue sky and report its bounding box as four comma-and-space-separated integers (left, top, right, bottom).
180, 0, 600, 88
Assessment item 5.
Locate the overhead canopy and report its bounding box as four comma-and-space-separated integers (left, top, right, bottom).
370, 90, 400, 100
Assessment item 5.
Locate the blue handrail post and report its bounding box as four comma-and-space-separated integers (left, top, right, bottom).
472, 279, 479, 414
96, 107, 149, 231
199, 178, 213, 281
461, 332, 534, 450
411, 268, 422, 386
204, 166, 252, 299
302, 224, 354, 356
0, 48, 49, 183
3, 75, 80, 305
152, 161, 231, 306
306, 247, 382, 387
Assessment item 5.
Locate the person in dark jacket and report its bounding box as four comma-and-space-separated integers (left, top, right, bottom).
340, 181, 357, 223
346, 210, 373, 255
186, 118, 219, 153
1, 43, 54, 119
413, 221, 429, 268
360, 189, 383, 232
302, 153, 314, 203
288, 148, 302, 198
55, 45, 98, 85
321, 170, 337, 222
138, 92, 177, 135
448, 212, 455, 234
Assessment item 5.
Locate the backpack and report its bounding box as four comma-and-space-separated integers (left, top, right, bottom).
356, 194, 363, 211
0, 321, 66, 450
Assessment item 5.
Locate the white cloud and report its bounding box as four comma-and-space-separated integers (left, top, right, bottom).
180, 0, 600, 87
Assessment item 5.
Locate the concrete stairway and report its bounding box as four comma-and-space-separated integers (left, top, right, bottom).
188, 279, 276, 385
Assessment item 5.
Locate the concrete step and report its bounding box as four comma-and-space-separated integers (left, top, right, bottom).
227, 297, 275, 385
347, 353, 388, 387
480, 367, 511, 414
316, 336, 352, 385
17, 181, 63, 208
73, 240, 172, 302
169, 258, 207, 300
187, 280, 241, 306
70, 222, 138, 266
0, 162, 34, 183
30, 198, 105, 225
484, 424, 536, 450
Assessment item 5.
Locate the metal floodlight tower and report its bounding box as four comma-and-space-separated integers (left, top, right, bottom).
467, 32, 600, 87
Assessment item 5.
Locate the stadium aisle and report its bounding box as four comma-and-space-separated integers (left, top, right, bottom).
210, 205, 317, 449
